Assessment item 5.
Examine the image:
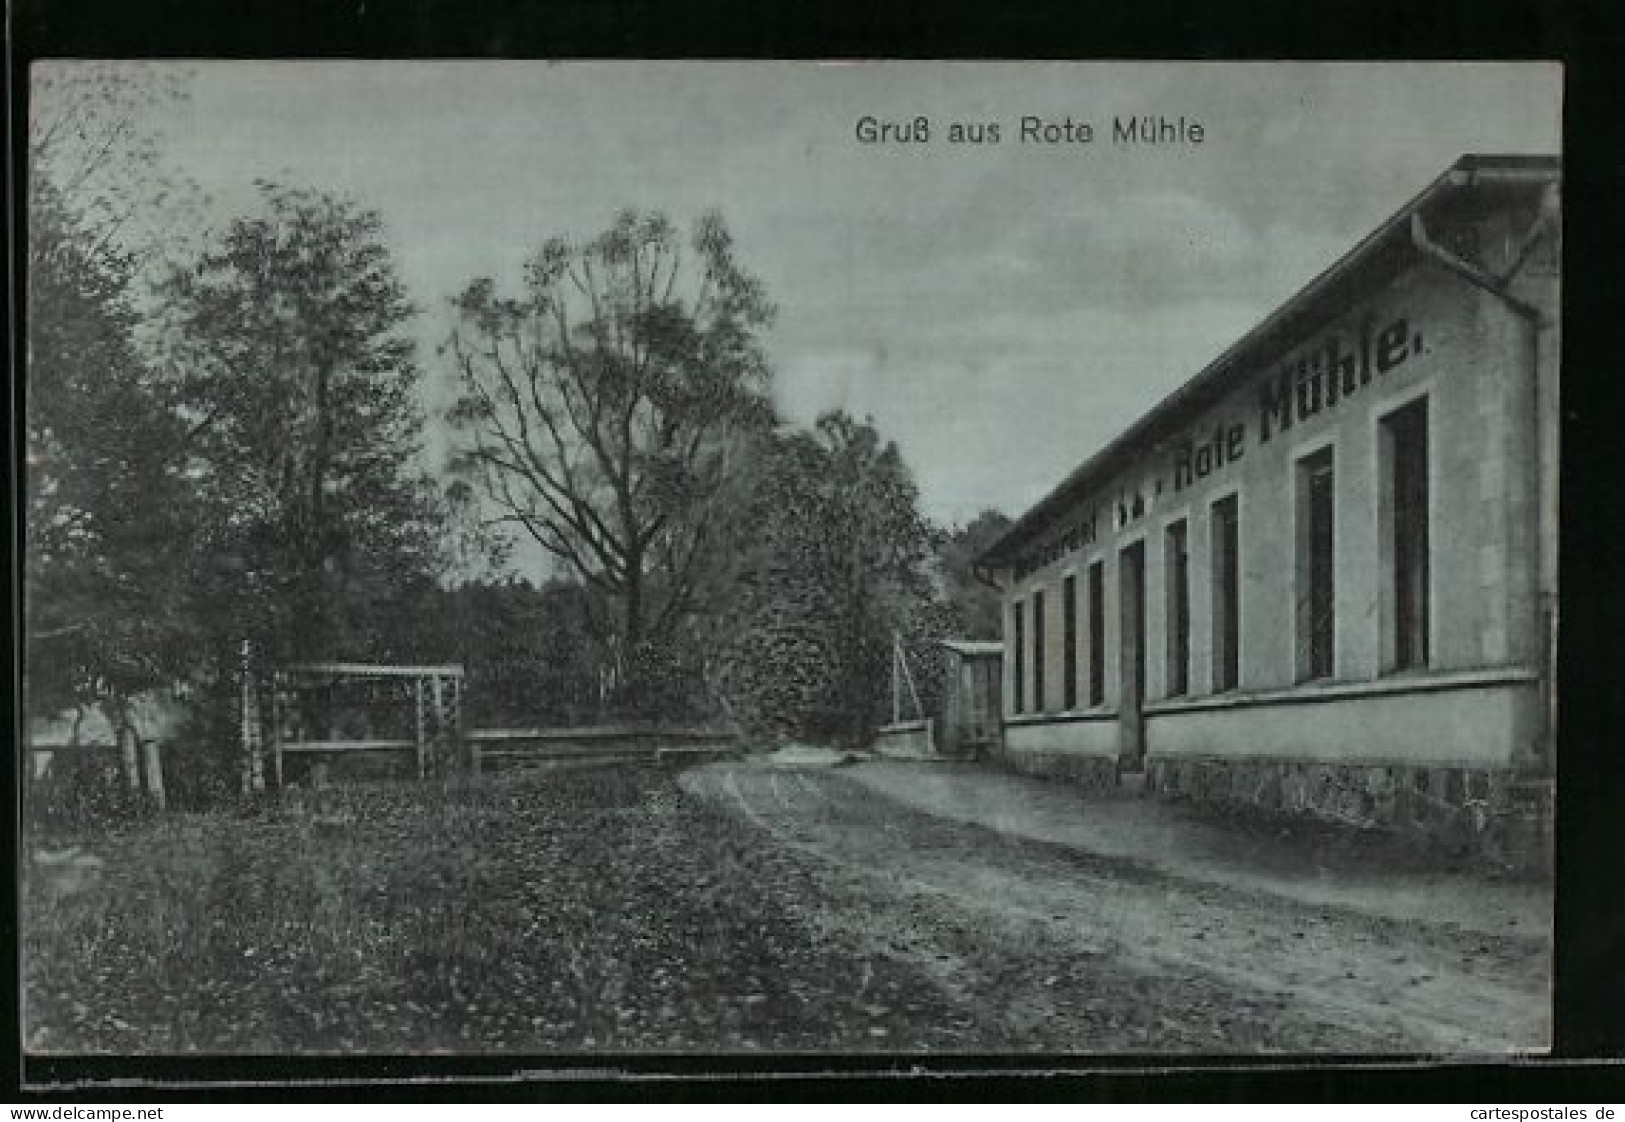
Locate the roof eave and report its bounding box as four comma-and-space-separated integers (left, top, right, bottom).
977, 154, 1558, 573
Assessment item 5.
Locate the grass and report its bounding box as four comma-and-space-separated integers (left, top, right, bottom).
28, 776, 514, 1051
23, 764, 987, 1053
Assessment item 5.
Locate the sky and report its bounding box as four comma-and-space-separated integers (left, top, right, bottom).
35, 60, 1561, 572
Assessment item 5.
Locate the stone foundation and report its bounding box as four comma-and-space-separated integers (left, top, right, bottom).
1146, 756, 1552, 874
998, 745, 1118, 793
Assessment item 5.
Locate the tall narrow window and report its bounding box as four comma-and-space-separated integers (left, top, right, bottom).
1062, 574, 1078, 710
1165, 521, 1190, 697
1087, 561, 1105, 706
1385, 398, 1430, 670
1211, 494, 1240, 692
1012, 600, 1025, 715
1032, 588, 1047, 713
1296, 447, 1336, 681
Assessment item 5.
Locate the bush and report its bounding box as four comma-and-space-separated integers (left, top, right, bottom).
159, 691, 243, 811
26, 749, 150, 836
605, 639, 716, 724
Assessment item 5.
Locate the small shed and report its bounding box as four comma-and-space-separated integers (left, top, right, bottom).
934, 639, 1004, 759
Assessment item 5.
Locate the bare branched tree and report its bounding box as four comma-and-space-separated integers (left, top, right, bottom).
445, 209, 777, 669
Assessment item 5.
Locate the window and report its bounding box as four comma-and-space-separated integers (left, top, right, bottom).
1211, 495, 1240, 692
1164, 521, 1190, 696
1121, 541, 1146, 710
1062, 574, 1078, 709
1012, 600, 1025, 715
1032, 588, 1047, 712
1384, 398, 1430, 670
1296, 447, 1336, 681
1087, 561, 1105, 706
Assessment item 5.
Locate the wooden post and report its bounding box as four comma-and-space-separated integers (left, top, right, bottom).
240, 639, 265, 794
240, 640, 250, 795
448, 675, 472, 776
897, 635, 926, 721
271, 674, 285, 791
461, 678, 480, 776
120, 724, 141, 794
104, 698, 141, 792
895, 636, 930, 753
892, 633, 901, 725
143, 740, 166, 810
429, 674, 445, 775
414, 677, 426, 780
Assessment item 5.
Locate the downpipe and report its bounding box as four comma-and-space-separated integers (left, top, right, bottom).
1409, 205, 1559, 782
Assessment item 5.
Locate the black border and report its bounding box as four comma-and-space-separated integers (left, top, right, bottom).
9, 0, 1625, 1102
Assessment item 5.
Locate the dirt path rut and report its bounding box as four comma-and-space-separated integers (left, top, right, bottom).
682, 760, 1549, 1054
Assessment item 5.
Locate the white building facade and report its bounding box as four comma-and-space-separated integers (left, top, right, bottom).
978, 156, 1559, 862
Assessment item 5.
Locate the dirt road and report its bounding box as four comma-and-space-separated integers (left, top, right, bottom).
681, 758, 1550, 1054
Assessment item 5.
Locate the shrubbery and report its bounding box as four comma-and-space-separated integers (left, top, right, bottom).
26, 751, 151, 836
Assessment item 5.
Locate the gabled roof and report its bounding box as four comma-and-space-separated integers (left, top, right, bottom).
978, 153, 1560, 571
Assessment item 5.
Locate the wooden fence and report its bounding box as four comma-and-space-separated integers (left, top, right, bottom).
466, 725, 741, 772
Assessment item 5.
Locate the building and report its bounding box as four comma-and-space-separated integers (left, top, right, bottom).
977, 155, 1559, 857
934, 639, 1005, 758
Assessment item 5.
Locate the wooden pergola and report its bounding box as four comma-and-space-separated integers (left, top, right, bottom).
246, 661, 467, 789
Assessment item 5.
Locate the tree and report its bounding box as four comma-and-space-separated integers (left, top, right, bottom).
937, 509, 1014, 639
25, 181, 200, 720
154, 183, 445, 664
718, 412, 936, 747
816, 414, 936, 746
713, 431, 846, 739
371, 576, 605, 728
29, 62, 205, 288
445, 209, 777, 686
25, 66, 206, 750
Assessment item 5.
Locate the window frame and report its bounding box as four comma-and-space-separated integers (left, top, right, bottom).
1062, 571, 1079, 710
1164, 517, 1191, 698
1209, 488, 1242, 693
1378, 389, 1433, 674
1087, 558, 1106, 707
1032, 586, 1047, 713
1294, 439, 1338, 683
1011, 597, 1026, 716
